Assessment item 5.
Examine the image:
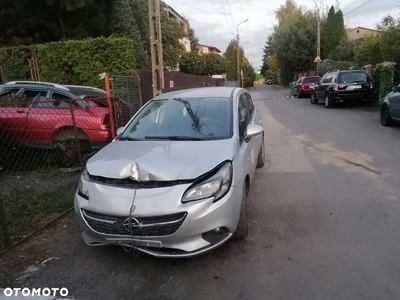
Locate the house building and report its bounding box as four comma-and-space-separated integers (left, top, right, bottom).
198, 44, 222, 55
164, 4, 191, 52
346, 27, 382, 41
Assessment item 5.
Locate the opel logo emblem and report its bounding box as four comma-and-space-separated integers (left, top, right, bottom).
123, 217, 141, 232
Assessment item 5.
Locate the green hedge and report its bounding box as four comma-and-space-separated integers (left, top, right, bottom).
373, 63, 395, 102
0, 37, 136, 88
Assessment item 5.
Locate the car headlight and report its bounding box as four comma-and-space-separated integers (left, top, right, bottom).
181, 161, 232, 203
77, 169, 90, 200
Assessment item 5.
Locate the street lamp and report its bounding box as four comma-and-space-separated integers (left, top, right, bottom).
237, 18, 248, 87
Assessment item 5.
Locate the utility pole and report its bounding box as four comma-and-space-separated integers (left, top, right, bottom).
148, 0, 164, 97
316, 20, 321, 74
236, 35, 240, 88
236, 19, 248, 88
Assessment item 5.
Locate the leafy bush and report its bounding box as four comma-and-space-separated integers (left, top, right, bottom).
0, 37, 136, 88
373, 62, 395, 102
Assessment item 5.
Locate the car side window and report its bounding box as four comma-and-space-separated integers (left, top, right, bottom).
238, 93, 250, 144
323, 74, 332, 84
244, 93, 254, 119
320, 74, 327, 84
50, 93, 72, 108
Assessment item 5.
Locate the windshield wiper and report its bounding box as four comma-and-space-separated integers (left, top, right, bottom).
144, 135, 204, 141
117, 137, 141, 141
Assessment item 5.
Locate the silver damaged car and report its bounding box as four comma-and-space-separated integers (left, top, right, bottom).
74, 87, 265, 258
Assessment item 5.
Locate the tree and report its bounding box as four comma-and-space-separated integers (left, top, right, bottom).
271, 11, 318, 84
224, 39, 244, 81
354, 35, 383, 65
204, 54, 226, 75
379, 16, 400, 63
110, 0, 149, 69
160, 2, 185, 70
265, 54, 280, 81
331, 39, 363, 61
0, 0, 109, 46
321, 6, 346, 59
179, 52, 205, 75
182, 17, 199, 52
260, 35, 273, 76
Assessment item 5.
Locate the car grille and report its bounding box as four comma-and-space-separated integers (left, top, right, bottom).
82, 209, 187, 237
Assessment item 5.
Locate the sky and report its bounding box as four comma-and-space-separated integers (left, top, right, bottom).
165, 0, 399, 70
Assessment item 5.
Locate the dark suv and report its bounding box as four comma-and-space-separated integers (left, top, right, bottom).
310, 69, 373, 108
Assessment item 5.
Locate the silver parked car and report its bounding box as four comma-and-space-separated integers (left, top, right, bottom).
74, 87, 265, 258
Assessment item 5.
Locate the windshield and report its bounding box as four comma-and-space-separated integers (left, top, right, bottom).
338, 72, 369, 83
119, 97, 232, 141
303, 77, 320, 83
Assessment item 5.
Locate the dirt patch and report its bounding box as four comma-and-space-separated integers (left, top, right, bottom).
0, 212, 76, 287
296, 134, 385, 178
0, 168, 80, 194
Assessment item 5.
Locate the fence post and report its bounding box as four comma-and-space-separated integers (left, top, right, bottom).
0, 191, 12, 248
104, 74, 116, 139
69, 101, 84, 169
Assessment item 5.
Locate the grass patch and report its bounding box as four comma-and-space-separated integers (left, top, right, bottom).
0, 185, 76, 249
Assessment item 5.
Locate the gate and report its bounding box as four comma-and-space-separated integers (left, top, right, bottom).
110, 75, 142, 126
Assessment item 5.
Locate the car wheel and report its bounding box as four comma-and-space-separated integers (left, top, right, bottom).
256, 136, 265, 168
324, 93, 333, 108
297, 91, 302, 98
310, 91, 318, 104
233, 183, 248, 239
381, 105, 393, 126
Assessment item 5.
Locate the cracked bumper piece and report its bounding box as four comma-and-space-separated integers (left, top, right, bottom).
74, 183, 242, 258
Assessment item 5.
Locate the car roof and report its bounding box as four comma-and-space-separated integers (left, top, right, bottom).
153, 87, 240, 100
65, 85, 106, 96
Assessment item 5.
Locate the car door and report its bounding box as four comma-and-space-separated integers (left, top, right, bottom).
389, 86, 400, 120
314, 74, 326, 99
0, 88, 37, 143
237, 92, 257, 183
245, 92, 262, 176
318, 73, 332, 99
26, 90, 71, 146
294, 78, 302, 95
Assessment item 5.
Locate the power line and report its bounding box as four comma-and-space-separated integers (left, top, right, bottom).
342, 0, 361, 11
343, 0, 373, 16
217, 0, 236, 35
224, 0, 236, 30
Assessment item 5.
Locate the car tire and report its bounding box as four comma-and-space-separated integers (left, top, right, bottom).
256, 136, 265, 168
324, 93, 333, 108
310, 91, 318, 104
297, 91, 302, 98
233, 183, 248, 239
381, 105, 393, 126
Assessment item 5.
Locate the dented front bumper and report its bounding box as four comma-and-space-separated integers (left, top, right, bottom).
74, 181, 242, 258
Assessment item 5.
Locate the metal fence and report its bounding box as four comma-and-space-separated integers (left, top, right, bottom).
224, 81, 238, 87
0, 96, 128, 250
140, 70, 225, 104
110, 75, 142, 124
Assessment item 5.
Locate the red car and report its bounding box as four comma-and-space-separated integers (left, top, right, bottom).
292, 75, 321, 98
0, 81, 114, 160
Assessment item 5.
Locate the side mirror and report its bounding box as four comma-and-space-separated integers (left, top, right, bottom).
116, 127, 124, 135
245, 124, 264, 141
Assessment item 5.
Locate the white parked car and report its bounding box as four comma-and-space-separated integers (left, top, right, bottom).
74, 87, 265, 257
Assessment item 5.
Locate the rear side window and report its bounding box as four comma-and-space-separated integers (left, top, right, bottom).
303, 77, 320, 83
338, 72, 369, 83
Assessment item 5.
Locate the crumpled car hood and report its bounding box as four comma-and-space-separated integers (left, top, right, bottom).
86, 139, 235, 181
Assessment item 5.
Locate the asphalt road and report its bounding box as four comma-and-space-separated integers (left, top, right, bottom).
2, 84, 400, 300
